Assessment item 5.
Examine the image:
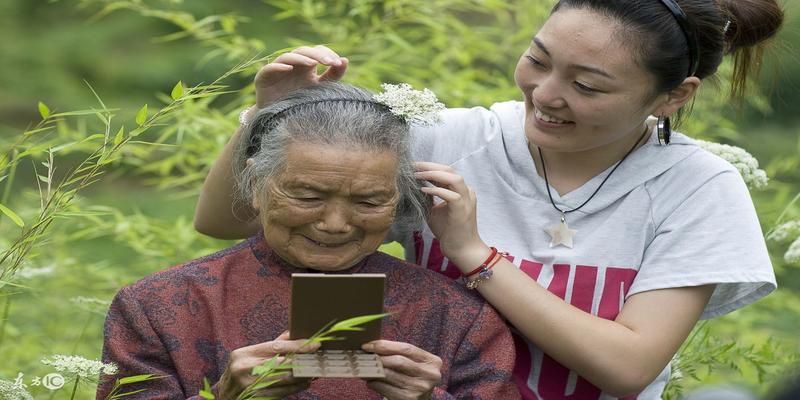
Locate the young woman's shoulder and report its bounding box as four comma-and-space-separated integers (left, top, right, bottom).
409, 101, 523, 164
646, 132, 749, 203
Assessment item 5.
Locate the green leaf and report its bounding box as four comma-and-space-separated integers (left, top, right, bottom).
251, 356, 281, 375
51, 108, 119, 117
171, 81, 184, 100
135, 104, 148, 125
249, 380, 282, 390
117, 374, 158, 385
198, 377, 216, 399
327, 313, 390, 334
0, 203, 24, 227
51, 140, 78, 153
0, 280, 32, 290
114, 126, 125, 146
38, 101, 50, 119
198, 390, 215, 400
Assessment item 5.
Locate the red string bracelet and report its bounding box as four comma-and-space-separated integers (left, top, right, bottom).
463, 247, 497, 278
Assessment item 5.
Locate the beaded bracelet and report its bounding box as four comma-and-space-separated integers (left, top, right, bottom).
465, 250, 506, 290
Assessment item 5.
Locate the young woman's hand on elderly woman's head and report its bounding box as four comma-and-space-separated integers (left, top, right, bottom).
362, 340, 443, 400
217, 331, 320, 399
255, 45, 349, 108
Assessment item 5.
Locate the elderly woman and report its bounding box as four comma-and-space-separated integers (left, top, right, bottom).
96, 83, 519, 400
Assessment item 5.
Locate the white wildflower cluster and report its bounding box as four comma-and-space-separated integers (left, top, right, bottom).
41, 355, 117, 379
695, 139, 768, 190
373, 83, 445, 126
767, 220, 800, 244
785, 237, 800, 265
0, 379, 33, 400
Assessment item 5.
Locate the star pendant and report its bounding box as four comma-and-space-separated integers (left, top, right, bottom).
544, 216, 578, 249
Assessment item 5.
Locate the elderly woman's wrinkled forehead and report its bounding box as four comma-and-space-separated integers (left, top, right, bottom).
266, 141, 401, 199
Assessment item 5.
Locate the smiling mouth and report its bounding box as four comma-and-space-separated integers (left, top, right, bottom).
534, 108, 572, 125
304, 236, 350, 248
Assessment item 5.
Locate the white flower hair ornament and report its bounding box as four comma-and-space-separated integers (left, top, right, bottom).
373, 83, 445, 126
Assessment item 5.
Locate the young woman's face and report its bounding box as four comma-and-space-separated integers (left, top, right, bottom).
255, 142, 400, 271
514, 7, 665, 153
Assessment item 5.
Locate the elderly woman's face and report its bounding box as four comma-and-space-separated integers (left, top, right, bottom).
254, 142, 400, 271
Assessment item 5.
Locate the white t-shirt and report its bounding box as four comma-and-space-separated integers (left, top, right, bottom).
389, 101, 776, 400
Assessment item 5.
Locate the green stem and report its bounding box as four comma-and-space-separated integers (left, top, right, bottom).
1, 149, 18, 204
0, 149, 18, 230
0, 293, 12, 350
69, 376, 80, 400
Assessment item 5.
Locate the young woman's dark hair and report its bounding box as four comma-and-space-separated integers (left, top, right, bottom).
552, 0, 784, 98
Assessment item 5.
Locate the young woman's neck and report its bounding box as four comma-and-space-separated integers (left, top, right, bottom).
530, 122, 650, 196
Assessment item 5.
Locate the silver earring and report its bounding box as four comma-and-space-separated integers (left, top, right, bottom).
657, 116, 672, 145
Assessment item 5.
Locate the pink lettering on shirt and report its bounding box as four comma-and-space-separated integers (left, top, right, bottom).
413, 234, 639, 399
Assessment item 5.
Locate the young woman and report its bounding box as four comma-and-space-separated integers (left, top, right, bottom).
194, 1, 784, 398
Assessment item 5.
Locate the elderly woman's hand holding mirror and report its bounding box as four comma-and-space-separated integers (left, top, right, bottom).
217, 332, 320, 399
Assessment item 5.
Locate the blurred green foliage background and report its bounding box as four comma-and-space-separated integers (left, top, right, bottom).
1, 0, 799, 398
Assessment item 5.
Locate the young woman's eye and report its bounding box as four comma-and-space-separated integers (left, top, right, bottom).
574, 81, 599, 94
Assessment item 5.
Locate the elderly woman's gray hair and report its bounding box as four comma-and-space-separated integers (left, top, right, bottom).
233, 82, 429, 231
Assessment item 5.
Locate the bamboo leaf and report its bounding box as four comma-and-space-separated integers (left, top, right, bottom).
314, 335, 345, 342
135, 104, 148, 125
38, 101, 50, 119
51, 109, 119, 117
117, 374, 159, 385
171, 81, 184, 100
251, 356, 281, 375
114, 126, 125, 146
23, 126, 53, 136
0, 280, 32, 290
50, 141, 78, 153
198, 390, 215, 400
0, 203, 24, 227
249, 380, 282, 390
198, 377, 215, 399
327, 313, 390, 334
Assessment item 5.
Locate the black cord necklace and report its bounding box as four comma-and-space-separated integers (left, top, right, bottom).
538, 125, 650, 248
